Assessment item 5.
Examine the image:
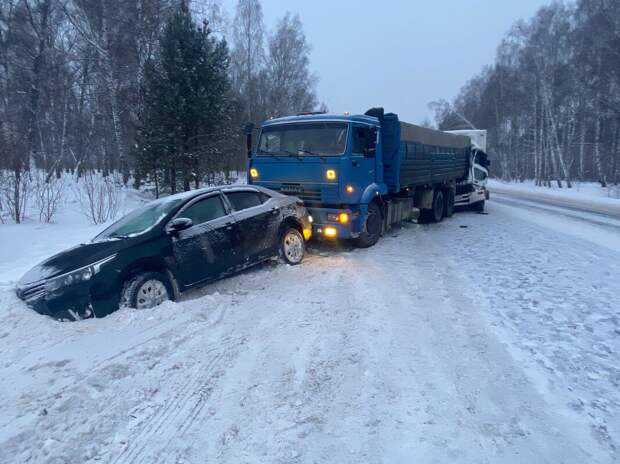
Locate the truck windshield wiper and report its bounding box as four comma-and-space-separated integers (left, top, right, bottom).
278, 149, 302, 158
298, 149, 327, 160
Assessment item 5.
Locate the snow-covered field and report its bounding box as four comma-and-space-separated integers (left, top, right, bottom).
0, 190, 619, 463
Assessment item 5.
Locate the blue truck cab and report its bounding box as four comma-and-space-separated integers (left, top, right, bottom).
247, 108, 480, 247
248, 112, 387, 243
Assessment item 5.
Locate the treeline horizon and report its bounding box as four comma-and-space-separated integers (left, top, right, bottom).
1, 0, 322, 223
433, 0, 620, 188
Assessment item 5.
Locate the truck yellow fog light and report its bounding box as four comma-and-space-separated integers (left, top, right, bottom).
303, 228, 312, 240
250, 168, 259, 178
345, 185, 354, 193
324, 227, 337, 238
338, 213, 349, 224
326, 169, 337, 180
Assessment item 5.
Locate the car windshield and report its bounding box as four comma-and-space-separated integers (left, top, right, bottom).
258, 122, 348, 156
94, 197, 185, 241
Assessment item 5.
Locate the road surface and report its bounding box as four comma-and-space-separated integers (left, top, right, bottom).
0, 196, 618, 463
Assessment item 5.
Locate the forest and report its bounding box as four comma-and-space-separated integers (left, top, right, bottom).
433, 0, 620, 188
0, 0, 320, 223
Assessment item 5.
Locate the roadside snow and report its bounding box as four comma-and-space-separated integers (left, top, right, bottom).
488, 179, 620, 217
0, 195, 618, 463
0, 187, 148, 285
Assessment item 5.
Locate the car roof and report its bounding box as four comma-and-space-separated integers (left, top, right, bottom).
157, 184, 282, 204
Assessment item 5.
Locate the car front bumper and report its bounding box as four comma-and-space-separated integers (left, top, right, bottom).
16, 280, 115, 320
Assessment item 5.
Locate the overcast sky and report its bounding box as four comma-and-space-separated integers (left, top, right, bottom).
221, 0, 550, 123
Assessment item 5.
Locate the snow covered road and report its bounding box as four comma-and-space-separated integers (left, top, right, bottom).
0, 198, 618, 463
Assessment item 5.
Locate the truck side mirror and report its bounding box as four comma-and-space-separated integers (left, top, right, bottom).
364, 128, 377, 157
244, 123, 255, 159
364, 147, 376, 157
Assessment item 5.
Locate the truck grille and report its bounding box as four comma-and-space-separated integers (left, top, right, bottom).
276, 184, 322, 203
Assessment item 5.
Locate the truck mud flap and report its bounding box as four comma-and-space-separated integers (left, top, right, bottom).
384, 198, 417, 230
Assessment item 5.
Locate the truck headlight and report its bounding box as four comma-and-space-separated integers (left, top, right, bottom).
327, 212, 349, 224
326, 169, 337, 181
250, 168, 259, 179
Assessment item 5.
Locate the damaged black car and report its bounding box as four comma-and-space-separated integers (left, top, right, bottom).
16, 185, 312, 321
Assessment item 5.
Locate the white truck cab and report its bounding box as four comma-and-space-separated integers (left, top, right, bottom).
446, 130, 490, 211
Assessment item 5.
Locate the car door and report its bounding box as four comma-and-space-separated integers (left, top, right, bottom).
223, 190, 281, 263
170, 193, 243, 287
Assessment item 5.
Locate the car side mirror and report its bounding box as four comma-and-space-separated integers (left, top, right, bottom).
168, 217, 193, 234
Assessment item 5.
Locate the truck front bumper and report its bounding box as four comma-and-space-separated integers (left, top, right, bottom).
307, 205, 366, 240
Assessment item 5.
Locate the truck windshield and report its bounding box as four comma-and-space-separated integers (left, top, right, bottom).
258, 122, 348, 156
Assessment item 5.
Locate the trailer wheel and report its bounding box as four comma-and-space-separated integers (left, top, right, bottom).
471, 200, 485, 212
355, 202, 382, 248
431, 190, 445, 222
444, 189, 455, 218
419, 189, 445, 223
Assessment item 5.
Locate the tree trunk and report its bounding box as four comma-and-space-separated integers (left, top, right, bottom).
101, 12, 128, 185
578, 105, 586, 183
593, 100, 606, 187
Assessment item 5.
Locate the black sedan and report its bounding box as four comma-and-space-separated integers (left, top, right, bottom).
16, 185, 312, 321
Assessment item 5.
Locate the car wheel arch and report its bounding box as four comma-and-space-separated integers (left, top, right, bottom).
278, 216, 303, 237
119, 257, 180, 301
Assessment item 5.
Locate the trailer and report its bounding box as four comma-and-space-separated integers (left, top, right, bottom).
247, 108, 489, 247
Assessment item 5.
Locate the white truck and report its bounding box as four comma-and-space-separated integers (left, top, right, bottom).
446, 129, 490, 212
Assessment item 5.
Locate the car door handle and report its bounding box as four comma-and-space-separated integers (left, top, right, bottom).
225, 221, 234, 231
270, 208, 279, 215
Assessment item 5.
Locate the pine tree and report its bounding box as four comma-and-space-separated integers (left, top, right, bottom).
135, 1, 233, 194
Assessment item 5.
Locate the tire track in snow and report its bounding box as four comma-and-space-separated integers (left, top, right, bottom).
112, 347, 225, 464
113, 325, 248, 464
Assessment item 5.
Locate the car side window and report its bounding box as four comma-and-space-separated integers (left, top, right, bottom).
180, 195, 227, 225
226, 191, 263, 211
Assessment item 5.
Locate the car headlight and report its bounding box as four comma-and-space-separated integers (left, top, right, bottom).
47, 254, 117, 291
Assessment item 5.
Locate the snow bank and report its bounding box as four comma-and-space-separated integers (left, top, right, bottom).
0, 178, 149, 285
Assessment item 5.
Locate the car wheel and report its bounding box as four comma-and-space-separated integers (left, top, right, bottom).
355, 202, 382, 248
281, 228, 305, 265
121, 272, 172, 310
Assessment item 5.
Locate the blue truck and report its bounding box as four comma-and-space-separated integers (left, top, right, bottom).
247, 108, 489, 247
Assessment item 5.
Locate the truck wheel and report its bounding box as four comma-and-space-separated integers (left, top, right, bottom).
471, 200, 485, 212
444, 189, 455, 218
431, 190, 445, 222
355, 202, 382, 248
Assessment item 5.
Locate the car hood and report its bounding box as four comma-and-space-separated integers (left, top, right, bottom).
18, 239, 129, 285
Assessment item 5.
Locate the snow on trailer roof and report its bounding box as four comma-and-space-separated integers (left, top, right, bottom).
261, 113, 471, 149
400, 122, 470, 150
260, 113, 379, 127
